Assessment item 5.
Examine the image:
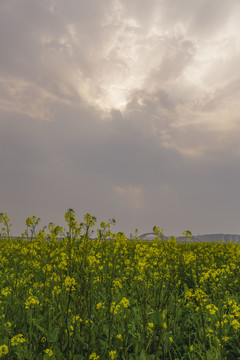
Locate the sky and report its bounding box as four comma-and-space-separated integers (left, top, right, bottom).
1, 0, 240, 237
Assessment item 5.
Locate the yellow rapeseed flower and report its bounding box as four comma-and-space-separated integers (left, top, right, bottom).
89, 353, 100, 360
109, 350, 117, 359
96, 302, 104, 310
11, 334, 27, 346
1, 287, 11, 296
64, 276, 76, 291
0, 345, 8, 357
222, 336, 229, 342
120, 297, 130, 308
44, 349, 53, 357
231, 319, 240, 329
25, 296, 40, 309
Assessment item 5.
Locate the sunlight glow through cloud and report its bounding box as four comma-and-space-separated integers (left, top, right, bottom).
64, 1, 240, 124
1, 0, 240, 235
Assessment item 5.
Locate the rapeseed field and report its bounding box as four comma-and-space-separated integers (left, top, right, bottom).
0, 210, 240, 359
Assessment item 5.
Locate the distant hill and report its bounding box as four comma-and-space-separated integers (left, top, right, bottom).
191, 234, 240, 243
138, 232, 240, 243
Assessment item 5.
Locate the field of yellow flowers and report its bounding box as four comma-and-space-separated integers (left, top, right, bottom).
0, 210, 240, 360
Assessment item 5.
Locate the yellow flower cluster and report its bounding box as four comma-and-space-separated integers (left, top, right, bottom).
96, 302, 105, 310
72, 315, 83, 324
0, 345, 8, 357
110, 297, 130, 315
147, 322, 154, 333
119, 297, 130, 308
89, 353, 100, 360
109, 350, 117, 359
231, 319, 240, 330
206, 304, 218, 315
11, 334, 27, 346
64, 276, 76, 291
44, 348, 53, 357
1, 211, 240, 359
25, 295, 40, 309
1, 287, 11, 297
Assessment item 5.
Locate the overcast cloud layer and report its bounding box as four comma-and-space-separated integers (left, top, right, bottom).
1, 0, 240, 236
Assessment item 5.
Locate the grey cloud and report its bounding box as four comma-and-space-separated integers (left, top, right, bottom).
0, 0, 112, 94
159, 0, 239, 38
146, 35, 196, 83
202, 78, 240, 112
120, 0, 159, 27
0, 1, 61, 77
188, 0, 239, 37
1, 0, 240, 237
2, 102, 240, 236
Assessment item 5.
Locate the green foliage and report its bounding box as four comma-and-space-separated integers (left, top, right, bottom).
0, 212, 12, 238
0, 211, 239, 359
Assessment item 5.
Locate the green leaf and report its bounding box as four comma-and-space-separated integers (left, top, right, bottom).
49, 327, 59, 343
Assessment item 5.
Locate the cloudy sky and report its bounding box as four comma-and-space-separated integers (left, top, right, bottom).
1, 0, 240, 236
